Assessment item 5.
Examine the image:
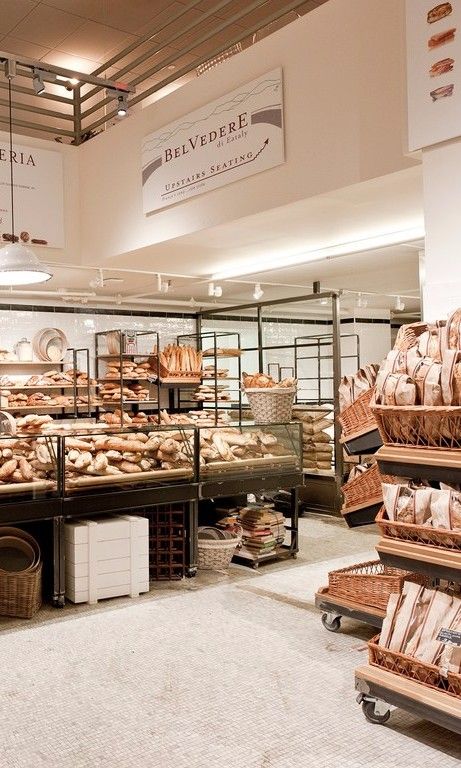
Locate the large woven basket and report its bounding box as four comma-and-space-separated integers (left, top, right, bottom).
376, 506, 461, 551
372, 404, 461, 450
339, 387, 376, 440
245, 387, 296, 424
368, 635, 461, 699
341, 463, 385, 512
328, 560, 426, 610
0, 527, 42, 619
197, 526, 242, 571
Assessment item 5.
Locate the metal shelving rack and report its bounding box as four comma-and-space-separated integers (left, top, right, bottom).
175, 330, 243, 424
0, 346, 93, 420
95, 330, 160, 424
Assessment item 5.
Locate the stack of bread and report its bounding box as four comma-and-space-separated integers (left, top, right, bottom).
193, 383, 231, 402
158, 344, 202, 376
382, 481, 461, 531
242, 372, 296, 389
0, 434, 57, 487
149, 409, 231, 428
99, 382, 150, 402
374, 309, 461, 407
101, 359, 156, 381
202, 365, 229, 379
339, 364, 379, 412
377, 582, 461, 675
292, 408, 334, 472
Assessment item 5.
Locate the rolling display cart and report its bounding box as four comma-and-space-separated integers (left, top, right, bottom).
315, 587, 384, 633
354, 443, 461, 734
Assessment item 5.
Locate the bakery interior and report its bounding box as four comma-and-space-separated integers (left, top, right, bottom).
0, 1, 460, 766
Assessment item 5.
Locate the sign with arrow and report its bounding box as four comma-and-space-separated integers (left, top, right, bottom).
142, 68, 284, 213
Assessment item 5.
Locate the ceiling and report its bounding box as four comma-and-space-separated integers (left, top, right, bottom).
0, 0, 329, 142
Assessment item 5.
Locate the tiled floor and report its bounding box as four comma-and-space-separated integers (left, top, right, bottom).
0, 514, 460, 768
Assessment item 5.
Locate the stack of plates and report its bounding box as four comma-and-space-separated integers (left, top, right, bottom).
33, 328, 68, 362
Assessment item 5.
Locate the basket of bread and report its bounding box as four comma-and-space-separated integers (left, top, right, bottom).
151, 344, 203, 384
242, 373, 297, 424
372, 308, 461, 449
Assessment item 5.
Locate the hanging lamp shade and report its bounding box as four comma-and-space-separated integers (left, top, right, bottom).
0, 242, 53, 285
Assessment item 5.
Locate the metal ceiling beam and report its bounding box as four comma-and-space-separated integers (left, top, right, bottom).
0, 97, 73, 121
0, 52, 134, 94
0, 115, 74, 137
0, 79, 73, 105
83, 0, 309, 133
81, 0, 263, 121
84, 0, 208, 99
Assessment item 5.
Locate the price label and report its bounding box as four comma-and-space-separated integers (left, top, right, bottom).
437, 628, 461, 646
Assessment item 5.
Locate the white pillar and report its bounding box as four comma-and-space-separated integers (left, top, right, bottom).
422, 138, 461, 321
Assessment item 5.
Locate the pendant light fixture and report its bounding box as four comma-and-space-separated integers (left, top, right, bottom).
0, 61, 53, 286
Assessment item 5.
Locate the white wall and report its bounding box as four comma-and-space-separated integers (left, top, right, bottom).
78, 0, 417, 267
0, 130, 80, 269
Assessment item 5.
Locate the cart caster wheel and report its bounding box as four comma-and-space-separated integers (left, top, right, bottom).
185, 568, 197, 578
253, 562, 259, 569
53, 596, 65, 609
321, 613, 341, 632
362, 700, 391, 725
291, 553, 298, 559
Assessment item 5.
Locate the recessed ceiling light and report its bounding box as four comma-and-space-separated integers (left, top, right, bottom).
32, 69, 45, 96
167, 65, 176, 70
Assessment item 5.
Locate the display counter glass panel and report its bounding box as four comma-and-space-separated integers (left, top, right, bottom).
198, 422, 302, 480
62, 425, 195, 494
0, 433, 59, 499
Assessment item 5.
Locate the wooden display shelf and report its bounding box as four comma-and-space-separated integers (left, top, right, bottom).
66, 466, 193, 489
315, 587, 385, 628
3, 384, 97, 390
376, 445, 461, 484
96, 353, 153, 360
0, 479, 56, 494
160, 376, 201, 386
201, 454, 296, 473
376, 537, 461, 581
355, 664, 461, 734
303, 468, 335, 477
0, 361, 64, 366
97, 376, 156, 382
3, 404, 78, 411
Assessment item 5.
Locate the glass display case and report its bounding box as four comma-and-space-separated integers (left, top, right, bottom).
0, 433, 59, 498
62, 425, 196, 494
198, 422, 302, 481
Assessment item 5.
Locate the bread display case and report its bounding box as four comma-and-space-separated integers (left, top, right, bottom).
198, 422, 302, 480
62, 425, 195, 494
0, 433, 59, 500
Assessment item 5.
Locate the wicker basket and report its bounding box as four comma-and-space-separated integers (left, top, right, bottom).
376, 505, 461, 551
328, 560, 426, 610
339, 387, 377, 440
372, 404, 461, 450
245, 387, 296, 424
0, 527, 42, 619
197, 526, 242, 570
341, 463, 390, 511
368, 635, 461, 699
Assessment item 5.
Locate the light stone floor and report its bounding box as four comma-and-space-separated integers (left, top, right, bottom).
1, 514, 460, 768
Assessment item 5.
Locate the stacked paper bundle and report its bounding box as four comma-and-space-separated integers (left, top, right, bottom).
239, 503, 285, 560
293, 408, 334, 472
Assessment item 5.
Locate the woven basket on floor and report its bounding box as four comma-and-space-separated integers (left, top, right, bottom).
0, 527, 42, 619
368, 635, 461, 699
328, 560, 426, 610
245, 387, 296, 424
197, 526, 242, 570
339, 387, 377, 440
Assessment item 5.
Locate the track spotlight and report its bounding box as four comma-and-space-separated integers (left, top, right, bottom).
395, 296, 405, 312
357, 292, 368, 309
32, 69, 45, 96
319, 297, 328, 306
117, 93, 128, 117
208, 282, 222, 298
253, 283, 264, 300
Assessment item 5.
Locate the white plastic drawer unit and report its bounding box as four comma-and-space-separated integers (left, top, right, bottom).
65, 515, 149, 604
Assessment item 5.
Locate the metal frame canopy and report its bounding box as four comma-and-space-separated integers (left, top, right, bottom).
0, 0, 323, 145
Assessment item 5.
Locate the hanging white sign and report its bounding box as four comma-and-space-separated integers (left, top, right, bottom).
141, 68, 284, 213
406, 0, 461, 150
0, 140, 64, 248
